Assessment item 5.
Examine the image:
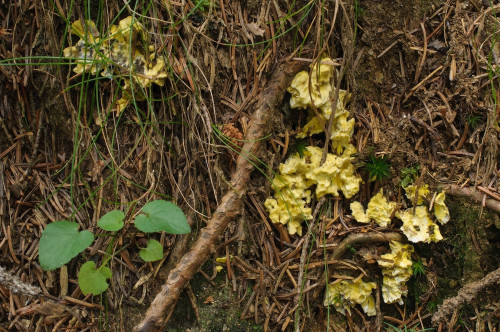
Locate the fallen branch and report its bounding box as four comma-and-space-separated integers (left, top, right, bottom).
445, 184, 500, 214
134, 61, 303, 332
431, 266, 500, 326
0, 265, 41, 297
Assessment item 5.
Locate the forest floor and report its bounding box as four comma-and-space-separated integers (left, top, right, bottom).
0, 0, 499, 331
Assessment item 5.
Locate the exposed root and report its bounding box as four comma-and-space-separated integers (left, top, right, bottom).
431, 266, 500, 326
313, 232, 405, 299
133, 61, 303, 332
331, 232, 405, 261
445, 184, 500, 214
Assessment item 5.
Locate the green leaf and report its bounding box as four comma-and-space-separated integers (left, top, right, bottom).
139, 239, 164, 262
97, 210, 125, 231
78, 261, 112, 295
39, 221, 94, 271
134, 200, 190, 234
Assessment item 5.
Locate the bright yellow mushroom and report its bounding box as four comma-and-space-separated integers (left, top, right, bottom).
365, 189, 397, 227
396, 206, 443, 243
377, 241, 414, 304
404, 184, 430, 205
324, 278, 376, 316
63, 16, 168, 114
433, 191, 450, 224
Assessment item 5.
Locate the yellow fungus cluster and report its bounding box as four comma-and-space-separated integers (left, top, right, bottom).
324, 278, 376, 316
268, 58, 453, 313
404, 184, 430, 205
265, 58, 361, 235
396, 206, 443, 243
288, 59, 355, 154
433, 191, 450, 224
264, 146, 360, 235
350, 186, 450, 244
288, 61, 333, 110
377, 241, 414, 304
347, 186, 451, 307
349, 189, 397, 227
396, 186, 449, 243
63, 17, 167, 113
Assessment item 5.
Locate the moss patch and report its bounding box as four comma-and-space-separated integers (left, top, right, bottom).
167, 262, 263, 332
419, 197, 500, 306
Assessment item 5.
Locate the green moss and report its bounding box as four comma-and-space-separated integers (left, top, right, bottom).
408, 197, 500, 321
167, 262, 263, 331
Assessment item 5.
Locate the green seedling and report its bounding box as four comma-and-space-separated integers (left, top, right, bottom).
289, 139, 308, 158
135, 200, 190, 233
97, 210, 125, 231
39, 221, 94, 271
385, 322, 434, 332
412, 258, 426, 276
363, 155, 391, 182
401, 164, 420, 188
466, 115, 483, 129
39, 199, 190, 295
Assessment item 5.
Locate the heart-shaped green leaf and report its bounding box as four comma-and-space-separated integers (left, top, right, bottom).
134, 200, 190, 234
97, 210, 125, 231
39, 221, 94, 271
78, 261, 112, 295
139, 239, 164, 262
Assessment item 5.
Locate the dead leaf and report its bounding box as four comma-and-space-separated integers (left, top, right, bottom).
246, 22, 265, 37
33, 302, 67, 316
203, 295, 214, 304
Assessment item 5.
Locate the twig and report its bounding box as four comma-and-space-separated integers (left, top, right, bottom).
403, 65, 443, 103
477, 186, 500, 201
322, 57, 346, 164
133, 61, 304, 332
185, 284, 200, 322
294, 198, 325, 332
377, 40, 399, 59
413, 22, 428, 83
0, 265, 41, 297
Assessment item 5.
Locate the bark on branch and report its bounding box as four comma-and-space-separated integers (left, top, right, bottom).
445, 184, 500, 214
431, 266, 500, 325
134, 61, 303, 332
